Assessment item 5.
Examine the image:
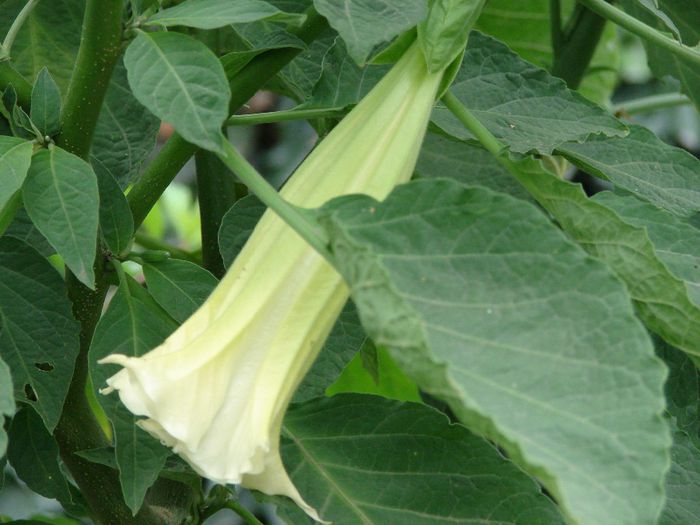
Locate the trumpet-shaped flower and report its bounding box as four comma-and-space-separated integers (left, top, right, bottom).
100, 43, 442, 521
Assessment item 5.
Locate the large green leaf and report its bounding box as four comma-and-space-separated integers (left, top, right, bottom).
594, 192, 700, 305
319, 178, 669, 525
124, 31, 230, 153
558, 125, 700, 219
431, 31, 627, 154
91, 59, 160, 188
507, 158, 700, 365
280, 394, 564, 524
0, 136, 33, 213
619, 0, 700, 111
142, 259, 218, 324
89, 282, 176, 514
656, 341, 700, 524
415, 131, 531, 201
0, 237, 79, 432
301, 39, 389, 109
22, 146, 99, 288
475, 0, 620, 105
312, 0, 427, 65
7, 407, 73, 503
0, 0, 82, 95
147, 0, 304, 28
0, 357, 13, 458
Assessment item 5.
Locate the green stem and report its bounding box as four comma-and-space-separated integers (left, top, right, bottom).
134, 232, 200, 263
195, 150, 245, 277
577, 0, 700, 69
551, 4, 606, 89
227, 107, 344, 126
0, 61, 32, 108
613, 92, 692, 115
550, 0, 564, 54
442, 91, 512, 166
0, 0, 40, 60
56, 0, 124, 158
223, 501, 264, 525
216, 138, 331, 260
127, 8, 328, 230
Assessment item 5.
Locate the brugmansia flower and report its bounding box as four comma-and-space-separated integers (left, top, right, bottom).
100, 43, 442, 520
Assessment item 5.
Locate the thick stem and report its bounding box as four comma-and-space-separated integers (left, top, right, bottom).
577, 0, 700, 69
551, 4, 607, 89
0, 61, 31, 108
195, 150, 245, 277
127, 9, 329, 230
0, 0, 41, 60
216, 139, 330, 260
56, 0, 124, 158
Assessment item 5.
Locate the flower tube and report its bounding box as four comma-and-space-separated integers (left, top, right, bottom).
100, 43, 443, 520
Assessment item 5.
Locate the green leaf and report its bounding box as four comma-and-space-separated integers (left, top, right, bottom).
327, 345, 422, 402
219, 195, 266, 268
312, 0, 427, 64
91, 59, 160, 189
280, 394, 564, 524
142, 259, 218, 324
594, 192, 700, 305
301, 39, 389, 109
30, 68, 61, 138
0, 0, 82, 95
475, 0, 620, 105
89, 282, 176, 515
293, 302, 369, 403
276, 31, 337, 102
147, 0, 305, 29
22, 146, 99, 288
0, 237, 79, 432
4, 208, 53, 257
124, 31, 231, 153
619, 0, 700, 111
7, 408, 73, 502
0, 136, 33, 213
508, 157, 700, 366
558, 125, 700, 219
431, 31, 627, 154
655, 341, 700, 524
93, 159, 134, 257
416, 131, 532, 201
0, 357, 13, 459
319, 178, 669, 525
418, 0, 486, 73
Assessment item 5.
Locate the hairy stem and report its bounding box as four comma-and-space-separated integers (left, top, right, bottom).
56, 0, 124, 158
127, 9, 328, 230
577, 0, 700, 69
551, 4, 607, 89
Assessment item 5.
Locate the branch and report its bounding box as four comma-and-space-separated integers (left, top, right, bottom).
577, 0, 700, 69
56, 0, 125, 158
0, 0, 41, 60
551, 4, 607, 89
613, 92, 692, 115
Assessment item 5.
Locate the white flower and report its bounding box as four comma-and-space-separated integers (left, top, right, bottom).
100, 43, 442, 521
